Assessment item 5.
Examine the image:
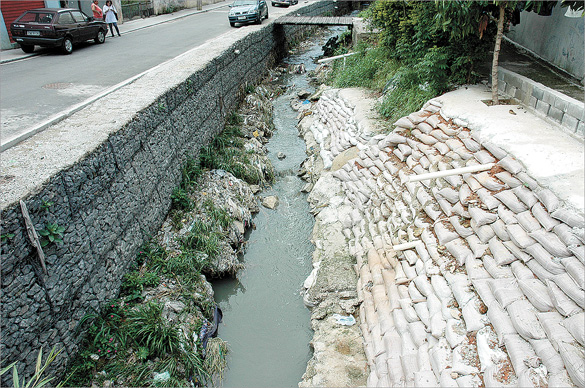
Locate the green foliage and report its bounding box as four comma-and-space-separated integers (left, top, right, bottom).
38, 223, 65, 247
40, 201, 54, 211
1, 347, 63, 388
125, 302, 181, 357
121, 271, 160, 297
1, 233, 15, 243
171, 187, 193, 211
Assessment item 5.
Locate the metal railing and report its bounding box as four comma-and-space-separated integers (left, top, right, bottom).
121, 1, 154, 20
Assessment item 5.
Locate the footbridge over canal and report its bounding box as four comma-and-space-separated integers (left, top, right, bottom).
275, 15, 354, 26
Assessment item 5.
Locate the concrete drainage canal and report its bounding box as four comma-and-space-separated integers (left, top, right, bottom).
212, 27, 348, 387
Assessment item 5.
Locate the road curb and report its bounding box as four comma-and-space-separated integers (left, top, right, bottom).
0, 3, 229, 64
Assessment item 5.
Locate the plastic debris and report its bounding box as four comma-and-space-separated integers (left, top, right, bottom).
332, 314, 356, 326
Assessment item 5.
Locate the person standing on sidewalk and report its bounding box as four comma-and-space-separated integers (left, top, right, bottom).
103, 0, 121, 37
91, 0, 103, 20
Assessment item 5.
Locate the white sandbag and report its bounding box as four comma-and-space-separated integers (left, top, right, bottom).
506, 223, 536, 248
429, 339, 452, 379
434, 222, 459, 245
510, 260, 535, 279
498, 155, 524, 174
401, 353, 419, 386
498, 204, 518, 224
525, 259, 555, 282
554, 223, 583, 246
488, 301, 517, 344
495, 190, 528, 213
552, 273, 584, 308
413, 275, 434, 298
472, 278, 496, 307
400, 299, 420, 323
376, 373, 391, 388
573, 228, 585, 244
547, 370, 574, 388
440, 369, 459, 388
449, 216, 474, 238
451, 202, 470, 218
444, 318, 466, 350
546, 280, 582, 317
475, 171, 507, 191
393, 308, 410, 334
516, 211, 542, 232
452, 345, 479, 375
532, 203, 560, 232
539, 311, 578, 352
512, 185, 538, 208
461, 297, 485, 332
414, 370, 439, 388
451, 280, 473, 307
535, 188, 560, 213
408, 281, 425, 301
477, 326, 507, 372
402, 261, 418, 280
489, 238, 516, 266
529, 229, 572, 258
504, 240, 533, 263
518, 278, 554, 312
414, 302, 430, 327
490, 278, 524, 309
458, 184, 472, 206
431, 275, 453, 301
475, 188, 500, 210
557, 341, 585, 388
482, 365, 512, 388
506, 299, 547, 340
417, 342, 433, 371
430, 312, 447, 339
445, 239, 474, 266
482, 141, 507, 160
529, 338, 566, 374
437, 187, 460, 204
386, 354, 405, 387
466, 256, 491, 282
483, 255, 514, 279
563, 312, 585, 346
394, 116, 415, 130
504, 334, 536, 376
561, 256, 585, 287
469, 207, 498, 227
569, 245, 585, 264
471, 221, 496, 243
516, 171, 540, 190
462, 173, 482, 191
524, 243, 566, 275
491, 219, 510, 241
466, 235, 487, 258
551, 208, 585, 229
495, 171, 522, 188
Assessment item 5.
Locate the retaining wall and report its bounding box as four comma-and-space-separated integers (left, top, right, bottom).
0, 1, 349, 381
498, 67, 585, 138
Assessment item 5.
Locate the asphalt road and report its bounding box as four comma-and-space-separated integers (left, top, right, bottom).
0, 4, 290, 146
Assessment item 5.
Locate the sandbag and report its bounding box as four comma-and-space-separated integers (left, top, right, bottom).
490, 278, 524, 309
483, 255, 514, 279
386, 354, 405, 387
524, 243, 566, 275
504, 334, 536, 376
469, 206, 498, 227
449, 216, 474, 237
518, 278, 554, 312
546, 280, 582, 317
551, 273, 584, 308
498, 204, 518, 224
475, 171, 507, 191
495, 171, 522, 188
535, 188, 560, 213
516, 211, 542, 232
498, 155, 524, 174
437, 187, 460, 204
488, 301, 517, 344
506, 299, 547, 340
532, 202, 560, 232
491, 219, 510, 241
489, 238, 516, 266
507, 223, 536, 248
529, 338, 565, 374
446, 318, 467, 348
512, 185, 538, 208
529, 229, 572, 258
466, 235, 487, 258
563, 312, 585, 346
461, 297, 485, 332
471, 221, 496, 243
561, 256, 585, 286
554, 223, 583, 246
476, 188, 501, 210
557, 342, 585, 388
495, 190, 528, 213
551, 208, 585, 229
452, 345, 479, 375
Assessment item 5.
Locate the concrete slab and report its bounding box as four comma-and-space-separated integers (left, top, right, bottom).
439, 85, 584, 215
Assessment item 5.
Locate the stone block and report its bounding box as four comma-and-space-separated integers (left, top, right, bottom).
498, 81, 507, 92
535, 100, 550, 115
531, 87, 545, 100
577, 121, 584, 137
562, 114, 579, 131
505, 84, 517, 97
514, 88, 526, 103
542, 91, 556, 105
553, 97, 568, 112
548, 106, 564, 123
529, 96, 538, 108
566, 102, 585, 121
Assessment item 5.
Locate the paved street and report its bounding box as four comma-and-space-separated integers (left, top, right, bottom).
0, 2, 295, 148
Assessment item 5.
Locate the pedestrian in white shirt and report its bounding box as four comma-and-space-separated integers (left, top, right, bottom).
103, 0, 121, 37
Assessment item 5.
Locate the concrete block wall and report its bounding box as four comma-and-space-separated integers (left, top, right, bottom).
498, 67, 585, 138
0, 1, 348, 382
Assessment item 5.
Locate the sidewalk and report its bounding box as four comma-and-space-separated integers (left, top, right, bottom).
0, 1, 229, 64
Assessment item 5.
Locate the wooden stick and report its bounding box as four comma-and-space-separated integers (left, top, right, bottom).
20, 200, 47, 275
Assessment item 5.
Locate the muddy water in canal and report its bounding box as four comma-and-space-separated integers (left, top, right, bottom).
212, 28, 346, 387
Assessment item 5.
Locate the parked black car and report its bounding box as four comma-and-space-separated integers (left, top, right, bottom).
10, 8, 107, 54
228, 0, 268, 27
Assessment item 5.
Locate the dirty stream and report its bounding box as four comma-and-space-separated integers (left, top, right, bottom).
211, 27, 346, 387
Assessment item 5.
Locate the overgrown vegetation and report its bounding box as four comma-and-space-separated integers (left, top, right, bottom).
327, 1, 498, 122
62, 84, 276, 387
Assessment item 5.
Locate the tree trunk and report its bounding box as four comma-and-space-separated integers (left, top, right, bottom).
491, 4, 505, 105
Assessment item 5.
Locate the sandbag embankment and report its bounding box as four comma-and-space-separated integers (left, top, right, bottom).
298, 86, 585, 388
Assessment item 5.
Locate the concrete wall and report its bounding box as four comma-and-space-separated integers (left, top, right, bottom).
498, 66, 585, 138
506, 4, 585, 83
0, 1, 348, 382
152, 0, 223, 15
